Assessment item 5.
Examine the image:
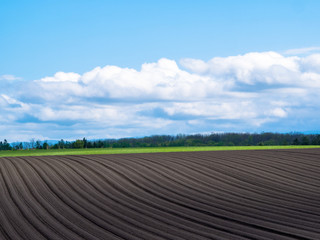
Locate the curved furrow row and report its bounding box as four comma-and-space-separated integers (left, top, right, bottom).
84, 155, 276, 239
215, 152, 320, 183
0, 206, 11, 240
13, 156, 116, 240
0, 149, 320, 239
0, 159, 47, 240
0, 162, 37, 240
62, 155, 250, 240
201, 150, 320, 175
176, 154, 319, 212
185, 150, 320, 171
7, 157, 90, 240
168, 153, 320, 205
183, 153, 320, 198
124, 153, 320, 230
25, 156, 144, 240
18, 157, 120, 240
235, 150, 320, 170
108, 154, 320, 238
84, 155, 312, 240
255, 151, 320, 173
272, 150, 320, 161
198, 158, 320, 201
126, 154, 320, 220
40, 156, 193, 240
111, 154, 320, 228
16, 158, 120, 240
134, 153, 320, 213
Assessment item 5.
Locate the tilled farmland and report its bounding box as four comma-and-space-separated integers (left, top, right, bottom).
0, 149, 320, 240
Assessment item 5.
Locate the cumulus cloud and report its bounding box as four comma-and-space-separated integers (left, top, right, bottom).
1, 51, 320, 141
300, 54, 320, 73
40, 72, 81, 82
181, 52, 301, 85
33, 58, 219, 101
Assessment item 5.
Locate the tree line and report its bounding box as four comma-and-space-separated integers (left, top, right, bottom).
2, 132, 320, 151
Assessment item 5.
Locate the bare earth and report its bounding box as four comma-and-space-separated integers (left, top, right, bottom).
0, 149, 320, 240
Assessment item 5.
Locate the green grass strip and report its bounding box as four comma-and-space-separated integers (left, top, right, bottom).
1, 145, 320, 157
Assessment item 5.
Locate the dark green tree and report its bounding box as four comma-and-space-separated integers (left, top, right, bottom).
58, 139, 65, 149
293, 138, 300, 145
42, 141, 49, 150
73, 139, 84, 148
301, 136, 310, 145
83, 138, 88, 148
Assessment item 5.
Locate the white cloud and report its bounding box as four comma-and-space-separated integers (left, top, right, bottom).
284, 47, 320, 55
180, 51, 300, 85
2, 50, 320, 141
0, 74, 21, 81
269, 108, 287, 118
180, 58, 209, 73
1, 94, 22, 105
40, 72, 81, 82
163, 101, 258, 119
31, 58, 221, 101
300, 54, 320, 73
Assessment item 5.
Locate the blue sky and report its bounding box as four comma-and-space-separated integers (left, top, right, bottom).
1, 0, 320, 141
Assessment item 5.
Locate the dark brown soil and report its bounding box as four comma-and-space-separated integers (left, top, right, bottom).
0, 149, 320, 239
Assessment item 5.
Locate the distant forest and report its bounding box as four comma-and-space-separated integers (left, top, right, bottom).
1, 132, 320, 151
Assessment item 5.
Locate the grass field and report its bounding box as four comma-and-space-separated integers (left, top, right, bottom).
1, 145, 320, 157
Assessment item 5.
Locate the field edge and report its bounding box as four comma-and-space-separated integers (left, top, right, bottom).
1, 145, 320, 158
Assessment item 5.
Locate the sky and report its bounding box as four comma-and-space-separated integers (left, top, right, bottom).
1, 0, 320, 141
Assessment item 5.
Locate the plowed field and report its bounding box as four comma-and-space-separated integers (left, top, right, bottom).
0, 149, 319, 239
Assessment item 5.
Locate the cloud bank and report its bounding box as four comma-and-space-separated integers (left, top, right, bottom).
1, 51, 320, 141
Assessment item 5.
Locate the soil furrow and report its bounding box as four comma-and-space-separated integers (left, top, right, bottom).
0, 149, 319, 239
